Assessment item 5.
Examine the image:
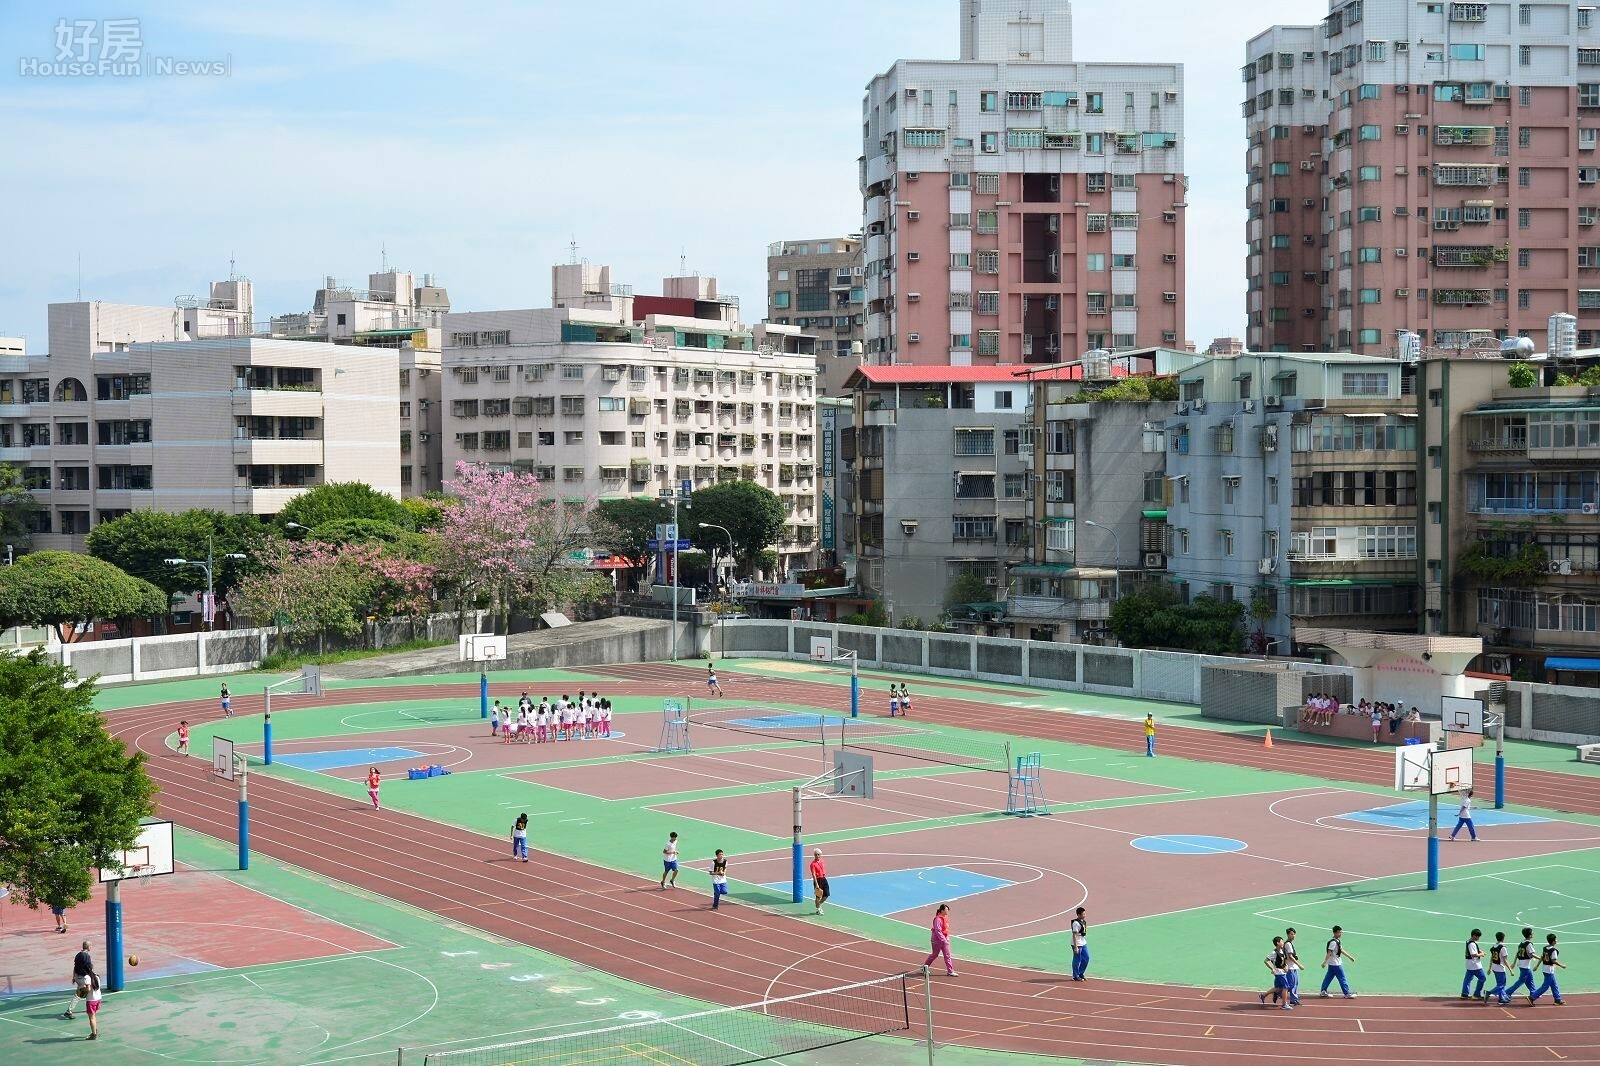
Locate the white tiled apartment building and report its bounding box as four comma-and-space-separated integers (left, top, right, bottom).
441, 265, 821, 573
861, 0, 1187, 369
1245, 0, 1600, 355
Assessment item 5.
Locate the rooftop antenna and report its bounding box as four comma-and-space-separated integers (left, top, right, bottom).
381, 242, 388, 273
680, 248, 687, 274
568, 236, 579, 264
229, 251, 237, 281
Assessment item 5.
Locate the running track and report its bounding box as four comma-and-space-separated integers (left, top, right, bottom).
107, 666, 1600, 1065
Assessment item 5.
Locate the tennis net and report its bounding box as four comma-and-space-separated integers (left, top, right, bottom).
841, 717, 1010, 773
406, 971, 914, 1066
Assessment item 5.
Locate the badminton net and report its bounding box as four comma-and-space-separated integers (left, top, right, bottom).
409, 971, 912, 1066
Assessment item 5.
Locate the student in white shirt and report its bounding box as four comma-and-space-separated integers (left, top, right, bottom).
1318, 924, 1356, 998
1484, 930, 1511, 1004
1506, 927, 1540, 1001
1461, 928, 1486, 1000
1449, 788, 1478, 841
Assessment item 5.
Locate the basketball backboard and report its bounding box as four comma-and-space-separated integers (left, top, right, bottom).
1394, 745, 1431, 792
458, 633, 507, 662
213, 736, 235, 781
99, 819, 174, 882
810, 636, 834, 662
300, 664, 322, 697
1441, 695, 1484, 735
1430, 747, 1474, 796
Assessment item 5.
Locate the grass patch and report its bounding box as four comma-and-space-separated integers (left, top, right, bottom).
256, 637, 450, 672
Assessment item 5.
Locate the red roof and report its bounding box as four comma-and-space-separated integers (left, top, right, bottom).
846, 365, 1067, 386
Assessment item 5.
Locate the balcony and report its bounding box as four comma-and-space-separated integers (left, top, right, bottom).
231, 389, 325, 416
1433, 288, 1494, 306
1434, 246, 1504, 268
1471, 497, 1598, 515
0, 446, 31, 462
232, 438, 325, 464
1005, 595, 1112, 620
1435, 126, 1494, 147
0, 403, 32, 418
1431, 164, 1504, 187
1466, 437, 1527, 455
0, 354, 29, 374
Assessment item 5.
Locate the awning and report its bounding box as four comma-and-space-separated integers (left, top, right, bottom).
1142, 509, 1168, 520
1544, 656, 1600, 672
1011, 564, 1073, 576
1288, 579, 1412, 587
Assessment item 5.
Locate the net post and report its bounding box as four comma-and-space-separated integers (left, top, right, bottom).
1494, 711, 1506, 810
922, 964, 936, 1066
850, 654, 859, 718
263, 685, 273, 765
792, 787, 804, 903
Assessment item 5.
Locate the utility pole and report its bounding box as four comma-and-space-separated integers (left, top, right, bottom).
660, 481, 694, 661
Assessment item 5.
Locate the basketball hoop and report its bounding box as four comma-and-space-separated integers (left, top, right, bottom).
132, 864, 154, 888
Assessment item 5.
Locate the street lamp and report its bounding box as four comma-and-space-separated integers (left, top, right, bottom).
1079, 518, 1122, 604
166, 538, 248, 631
660, 483, 693, 662
283, 522, 312, 536
699, 522, 736, 659
699, 523, 735, 589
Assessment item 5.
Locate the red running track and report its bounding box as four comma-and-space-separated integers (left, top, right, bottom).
107, 671, 1599, 1066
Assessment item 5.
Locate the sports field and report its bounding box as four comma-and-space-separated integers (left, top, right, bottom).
4, 655, 1598, 1064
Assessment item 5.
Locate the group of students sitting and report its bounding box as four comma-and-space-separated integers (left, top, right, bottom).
492, 691, 612, 743
1300, 694, 1421, 732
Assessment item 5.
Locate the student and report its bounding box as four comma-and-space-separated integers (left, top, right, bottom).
898, 683, 912, 715
888, 685, 900, 717
366, 766, 382, 811
600, 698, 613, 738
176, 720, 189, 756
810, 848, 831, 915
62, 939, 93, 1020
1319, 925, 1356, 998
535, 704, 549, 744
1506, 927, 1540, 1001
1462, 928, 1486, 1000
82, 970, 101, 1040
660, 832, 680, 889
709, 849, 729, 910
1282, 927, 1302, 1005
923, 903, 957, 976
220, 682, 232, 718
1370, 705, 1383, 742
1144, 713, 1156, 757
50, 901, 67, 934
1449, 789, 1478, 842
491, 700, 504, 735
1070, 906, 1089, 981
707, 664, 723, 697
1530, 933, 1566, 1005
511, 813, 529, 862
1260, 936, 1291, 1009
1484, 931, 1511, 1005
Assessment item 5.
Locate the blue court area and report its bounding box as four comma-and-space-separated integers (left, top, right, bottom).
1337, 801, 1552, 830
1130, 834, 1248, 855
727, 713, 846, 730
273, 747, 426, 772
762, 865, 1015, 916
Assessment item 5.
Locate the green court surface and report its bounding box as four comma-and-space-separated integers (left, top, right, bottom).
1, 830, 1068, 1066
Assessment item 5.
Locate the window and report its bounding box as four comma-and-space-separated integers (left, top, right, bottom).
1358, 206, 1381, 222
773, 291, 791, 309
1519, 207, 1531, 228
1519, 248, 1531, 267
980, 90, 998, 112
1222, 477, 1238, 505
560, 396, 585, 416
1359, 83, 1380, 100
1521, 85, 1533, 106
976, 290, 1000, 314
1086, 253, 1106, 271
1046, 420, 1073, 454
561, 364, 583, 380
1584, 84, 1600, 108
1142, 421, 1165, 452
952, 515, 997, 540
1449, 44, 1486, 61
1519, 167, 1531, 188
1221, 530, 1235, 557
1359, 247, 1382, 263
976, 173, 999, 193
1112, 253, 1135, 268
1520, 45, 1532, 66
949, 172, 971, 187
1003, 473, 1030, 500
1007, 128, 1043, 149
1358, 124, 1381, 141
598, 396, 626, 412
904, 129, 945, 148
1342, 372, 1387, 395
950, 252, 971, 268
977, 210, 998, 233
1085, 92, 1104, 113
1270, 161, 1291, 176
1359, 288, 1382, 304
979, 131, 998, 153
950, 333, 972, 349
954, 428, 995, 455
1360, 329, 1382, 344
949, 89, 958, 106
1086, 172, 1107, 193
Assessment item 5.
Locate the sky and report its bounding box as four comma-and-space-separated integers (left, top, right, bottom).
0, 0, 1330, 351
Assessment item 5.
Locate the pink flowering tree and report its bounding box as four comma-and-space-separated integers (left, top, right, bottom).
435, 462, 611, 632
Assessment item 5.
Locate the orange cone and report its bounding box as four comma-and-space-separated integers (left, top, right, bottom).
1264, 729, 1275, 749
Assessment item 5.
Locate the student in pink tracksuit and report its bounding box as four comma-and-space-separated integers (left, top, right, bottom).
923, 903, 957, 976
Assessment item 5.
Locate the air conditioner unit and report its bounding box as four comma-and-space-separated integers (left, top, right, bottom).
1548, 561, 1565, 574
1192, 399, 1207, 413
1258, 558, 1276, 575
1394, 207, 1410, 216
1265, 395, 1282, 408
523, 369, 541, 381
1047, 215, 1060, 233
1585, 502, 1599, 515
1048, 175, 1060, 193
1242, 398, 1256, 412
908, 292, 921, 301
1396, 83, 1410, 94
983, 576, 1000, 587
1165, 90, 1179, 101
1175, 401, 1190, 415
1303, 124, 1317, 134
1485, 654, 1510, 674
1396, 288, 1410, 298
1395, 124, 1409, 134
1303, 235, 1316, 245
1163, 174, 1177, 184
418, 432, 431, 442
907, 332, 921, 342
1560, 559, 1575, 575
1394, 166, 1408, 176
1163, 210, 1177, 222
1396, 248, 1408, 257
1395, 40, 1409, 52
1300, 161, 1315, 171
1303, 198, 1316, 207
906, 172, 920, 180
1163, 253, 1178, 263
1144, 552, 1166, 570
654, 464, 668, 474
907, 251, 921, 261
1045, 295, 1058, 310
982, 143, 998, 153
907, 210, 921, 220
654, 431, 668, 440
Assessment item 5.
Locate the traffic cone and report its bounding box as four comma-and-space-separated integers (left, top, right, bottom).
1264, 729, 1274, 749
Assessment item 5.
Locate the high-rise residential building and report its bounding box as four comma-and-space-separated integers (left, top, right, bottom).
441, 264, 821, 575
766, 238, 865, 397
1245, 0, 1600, 356
860, 0, 1186, 370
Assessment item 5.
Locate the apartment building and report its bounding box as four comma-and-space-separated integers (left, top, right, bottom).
1245, 0, 1600, 355
1164, 352, 1422, 648
441, 264, 820, 575
766, 238, 865, 397
861, 0, 1186, 369
1418, 343, 1600, 677
841, 366, 1034, 625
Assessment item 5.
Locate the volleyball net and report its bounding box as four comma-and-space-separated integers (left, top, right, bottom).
685, 705, 1008, 774
403, 971, 915, 1066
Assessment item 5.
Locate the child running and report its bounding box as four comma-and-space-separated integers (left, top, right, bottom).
511, 813, 529, 862
176, 720, 189, 756
220, 682, 232, 718
709, 849, 729, 910
707, 664, 723, 697
366, 766, 382, 810
898, 683, 912, 715
889, 685, 900, 717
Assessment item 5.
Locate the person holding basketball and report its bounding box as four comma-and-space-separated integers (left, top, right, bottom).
366, 766, 382, 810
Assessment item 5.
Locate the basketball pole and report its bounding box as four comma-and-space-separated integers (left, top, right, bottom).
791, 788, 804, 903
237, 752, 250, 871
479, 654, 489, 720
1426, 752, 1439, 890
850, 654, 859, 718
1492, 712, 1506, 810
105, 879, 124, 992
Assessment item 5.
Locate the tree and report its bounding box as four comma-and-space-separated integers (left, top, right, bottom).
303, 517, 432, 560
0, 552, 168, 643
593, 497, 663, 587
86, 509, 267, 600
945, 571, 991, 608
0, 463, 39, 555
278, 482, 414, 533
400, 494, 451, 531
686, 481, 785, 571
1108, 582, 1245, 656
434, 463, 611, 632
1507, 361, 1538, 389
0, 652, 157, 909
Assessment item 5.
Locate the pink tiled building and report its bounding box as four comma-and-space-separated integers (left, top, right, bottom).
860, 0, 1186, 369
1246, 0, 1600, 355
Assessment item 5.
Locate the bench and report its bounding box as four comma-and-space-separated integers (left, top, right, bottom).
1578, 743, 1600, 764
